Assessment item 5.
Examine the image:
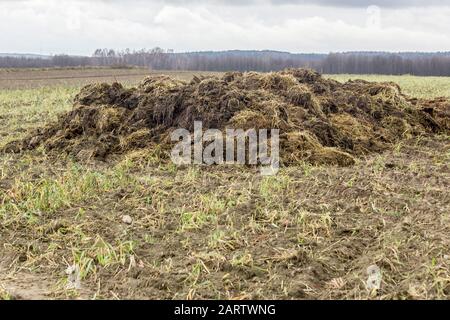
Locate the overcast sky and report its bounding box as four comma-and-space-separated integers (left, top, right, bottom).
1, 0, 449, 55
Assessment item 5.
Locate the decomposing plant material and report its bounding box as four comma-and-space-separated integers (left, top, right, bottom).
4, 69, 449, 166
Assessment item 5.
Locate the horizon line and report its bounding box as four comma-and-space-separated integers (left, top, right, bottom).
2, 49, 450, 58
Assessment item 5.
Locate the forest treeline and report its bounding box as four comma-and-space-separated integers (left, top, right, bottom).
1, 48, 450, 76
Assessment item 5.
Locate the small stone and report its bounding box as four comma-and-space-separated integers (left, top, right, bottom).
122, 215, 133, 225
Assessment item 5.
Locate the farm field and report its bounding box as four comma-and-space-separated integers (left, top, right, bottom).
0, 68, 449, 300
328, 74, 450, 99
0, 68, 221, 90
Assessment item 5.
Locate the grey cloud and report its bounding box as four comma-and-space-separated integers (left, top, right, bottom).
271, 0, 448, 7
1, 0, 449, 54
8, 0, 449, 6
119, 0, 449, 7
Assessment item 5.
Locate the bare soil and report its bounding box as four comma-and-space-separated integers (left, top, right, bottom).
1, 69, 449, 300
1, 134, 449, 299
0, 68, 220, 90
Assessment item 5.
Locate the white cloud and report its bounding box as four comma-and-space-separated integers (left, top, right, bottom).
0, 0, 449, 55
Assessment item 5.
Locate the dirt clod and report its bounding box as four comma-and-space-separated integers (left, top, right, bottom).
122, 215, 133, 225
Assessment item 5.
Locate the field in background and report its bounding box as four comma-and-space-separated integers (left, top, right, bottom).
0, 69, 449, 300
0, 68, 220, 90
1, 68, 450, 98
328, 74, 450, 99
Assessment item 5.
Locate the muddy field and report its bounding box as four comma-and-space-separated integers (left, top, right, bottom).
0, 68, 449, 300
0, 68, 220, 90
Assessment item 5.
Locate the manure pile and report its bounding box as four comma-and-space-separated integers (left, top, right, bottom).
4, 69, 450, 166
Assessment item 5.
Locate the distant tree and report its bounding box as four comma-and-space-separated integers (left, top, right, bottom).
2, 49, 450, 76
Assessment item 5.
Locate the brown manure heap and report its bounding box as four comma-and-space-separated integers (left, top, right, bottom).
4, 69, 450, 166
